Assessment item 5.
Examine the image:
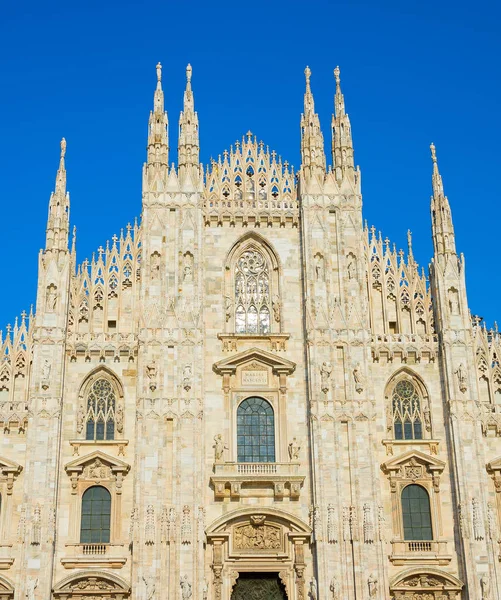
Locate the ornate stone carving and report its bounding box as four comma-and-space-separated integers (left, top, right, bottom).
329, 577, 339, 600
481, 575, 491, 600
458, 501, 470, 539
145, 504, 155, 545
233, 522, 281, 550
472, 497, 485, 541
76, 403, 85, 434
363, 503, 374, 544
327, 503, 338, 543
309, 578, 318, 600
31, 504, 41, 546
146, 361, 157, 391
41, 358, 51, 390
46, 284, 58, 312
84, 458, 111, 480
377, 504, 386, 542
197, 505, 206, 543
404, 458, 423, 481
181, 505, 192, 544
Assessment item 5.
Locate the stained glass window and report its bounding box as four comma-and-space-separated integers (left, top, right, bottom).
235, 249, 271, 335
80, 485, 111, 543
392, 380, 423, 440
237, 397, 275, 463
85, 379, 116, 441
401, 484, 432, 540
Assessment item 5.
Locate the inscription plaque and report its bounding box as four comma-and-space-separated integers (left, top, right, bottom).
242, 370, 268, 386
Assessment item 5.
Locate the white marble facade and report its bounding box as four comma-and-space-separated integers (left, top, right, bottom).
0, 63, 498, 600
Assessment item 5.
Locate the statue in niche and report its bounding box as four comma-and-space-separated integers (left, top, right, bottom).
353, 363, 364, 393
448, 288, 460, 315
320, 362, 333, 394
309, 578, 318, 600
455, 363, 468, 393
46, 285, 57, 312
183, 253, 193, 282
41, 359, 51, 383
224, 295, 233, 323
146, 361, 157, 391
329, 577, 339, 600
367, 574, 377, 597
183, 364, 192, 391
26, 577, 38, 600
143, 575, 156, 600
180, 575, 192, 600
315, 254, 324, 281
213, 434, 227, 462
481, 575, 491, 600
272, 295, 281, 323
347, 259, 356, 280
150, 252, 160, 279
202, 581, 208, 600
76, 404, 85, 434
288, 437, 301, 461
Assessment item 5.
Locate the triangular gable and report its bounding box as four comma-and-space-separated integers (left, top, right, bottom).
213, 347, 296, 376
65, 450, 130, 476
382, 449, 445, 475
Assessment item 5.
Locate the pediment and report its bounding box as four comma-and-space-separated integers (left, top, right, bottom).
382, 450, 445, 474
486, 456, 501, 474
53, 570, 130, 596
0, 456, 22, 475
390, 568, 462, 592
213, 347, 296, 376
65, 450, 130, 476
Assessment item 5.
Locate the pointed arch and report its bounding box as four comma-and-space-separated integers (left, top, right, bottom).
385, 368, 432, 440
224, 233, 282, 335
78, 367, 124, 441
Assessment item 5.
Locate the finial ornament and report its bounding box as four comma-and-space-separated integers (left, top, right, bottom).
334, 65, 340, 84
305, 66, 311, 85
407, 229, 413, 251
186, 63, 192, 83
156, 62, 162, 82
430, 142, 437, 163
60, 137, 66, 159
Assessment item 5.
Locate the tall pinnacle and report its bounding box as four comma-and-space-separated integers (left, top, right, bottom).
300, 66, 326, 179
45, 138, 70, 252
147, 62, 169, 166
430, 143, 456, 257
331, 66, 354, 182
178, 63, 199, 179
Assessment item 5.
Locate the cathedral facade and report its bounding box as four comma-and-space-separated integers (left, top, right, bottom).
0, 62, 499, 600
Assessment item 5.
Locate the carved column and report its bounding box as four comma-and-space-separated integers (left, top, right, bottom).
211, 537, 225, 600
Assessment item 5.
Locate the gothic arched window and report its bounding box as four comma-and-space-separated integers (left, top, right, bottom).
401, 484, 432, 540
237, 397, 275, 463
85, 378, 116, 441
392, 380, 424, 440
80, 485, 111, 543
235, 249, 271, 335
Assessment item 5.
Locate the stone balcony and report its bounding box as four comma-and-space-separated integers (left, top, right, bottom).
210, 461, 304, 500
390, 540, 451, 565
61, 543, 127, 569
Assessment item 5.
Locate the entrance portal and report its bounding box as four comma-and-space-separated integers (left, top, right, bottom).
231, 573, 287, 600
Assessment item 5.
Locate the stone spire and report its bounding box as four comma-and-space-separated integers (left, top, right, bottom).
147, 62, 169, 166
430, 143, 456, 258
331, 66, 354, 182
178, 63, 199, 180
45, 138, 70, 252
300, 66, 326, 180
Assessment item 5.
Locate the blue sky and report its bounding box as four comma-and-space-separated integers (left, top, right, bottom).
1, 0, 500, 327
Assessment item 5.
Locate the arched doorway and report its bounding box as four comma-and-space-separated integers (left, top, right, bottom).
231, 572, 287, 600
207, 508, 311, 600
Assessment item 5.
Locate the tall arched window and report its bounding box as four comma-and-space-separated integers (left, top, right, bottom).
392, 380, 423, 440
235, 249, 271, 334
85, 378, 116, 441
80, 486, 111, 543
237, 397, 275, 463
401, 484, 432, 540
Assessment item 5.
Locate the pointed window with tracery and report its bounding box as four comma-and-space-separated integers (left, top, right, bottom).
85, 378, 116, 441
392, 380, 423, 440
235, 249, 271, 335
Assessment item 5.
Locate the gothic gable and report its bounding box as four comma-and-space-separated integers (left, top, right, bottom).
213, 347, 296, 377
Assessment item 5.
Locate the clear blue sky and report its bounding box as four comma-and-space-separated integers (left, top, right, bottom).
1, 0, 500, 328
